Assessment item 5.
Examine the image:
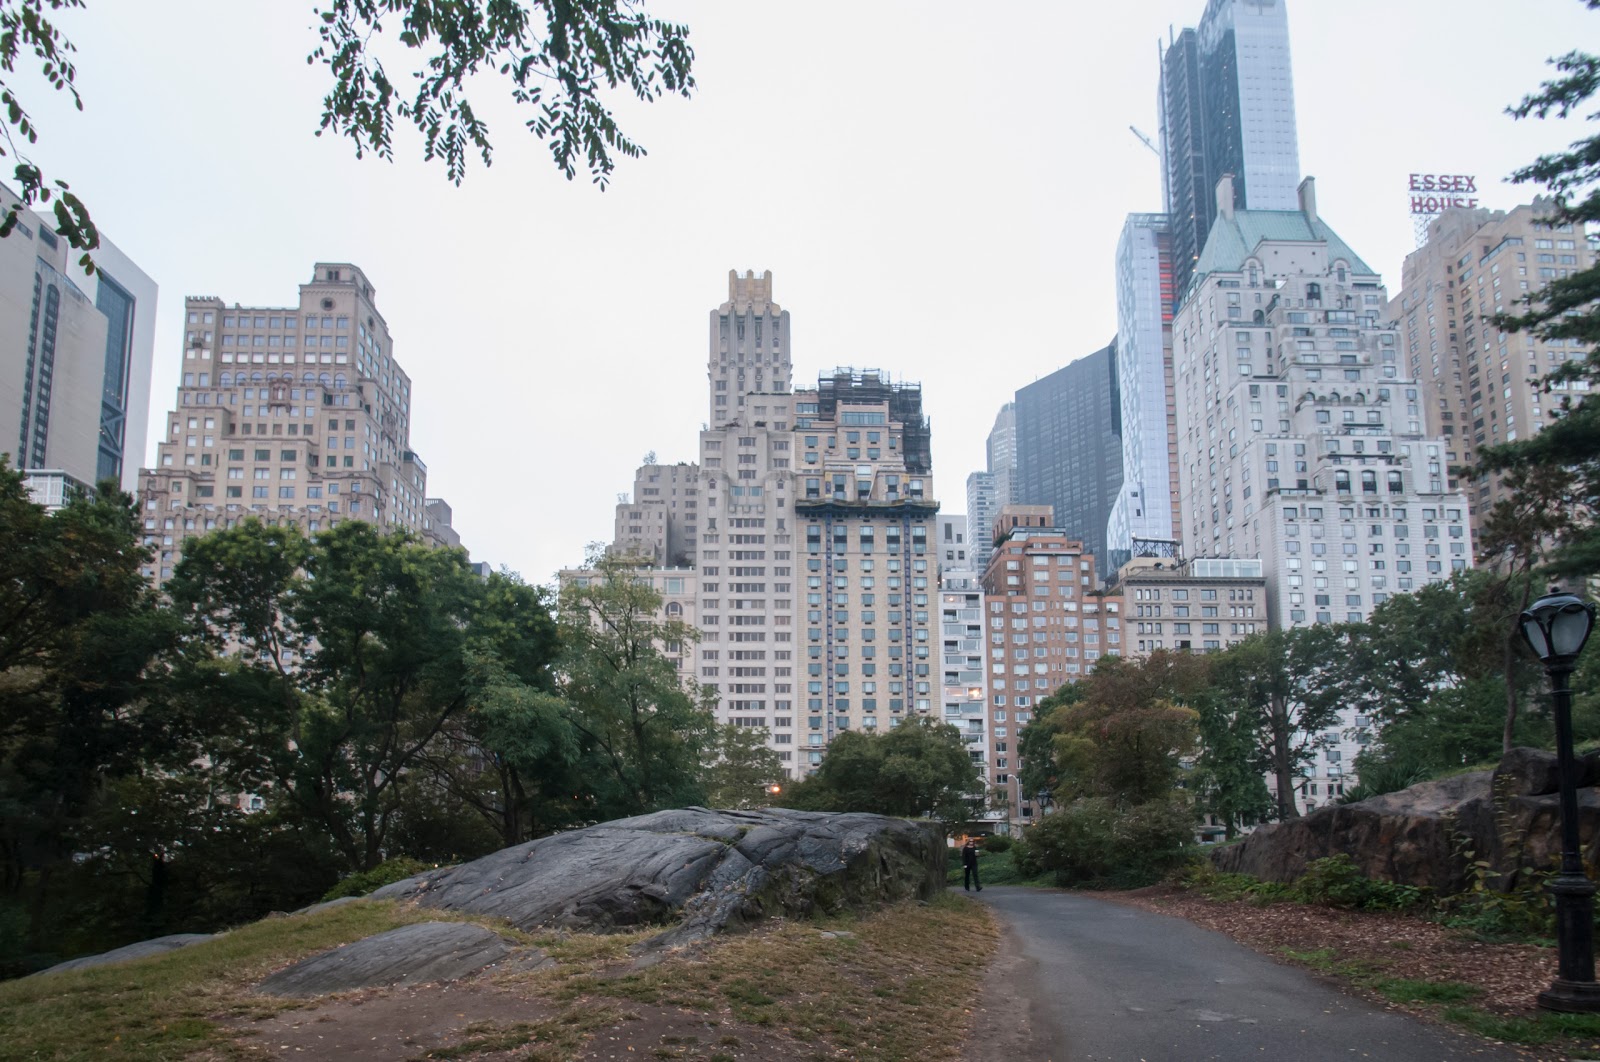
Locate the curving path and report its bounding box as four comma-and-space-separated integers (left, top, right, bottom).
967, 887, 1528, 1062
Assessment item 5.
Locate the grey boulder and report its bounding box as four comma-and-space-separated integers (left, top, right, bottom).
34, 933, 214, 976
372, 806, 943, 948
1210, 747, 1600, 894
257, 921, 521, 996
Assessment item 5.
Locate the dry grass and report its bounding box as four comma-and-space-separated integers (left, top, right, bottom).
0, 894, 998, 1062
543, 893, 997, 1062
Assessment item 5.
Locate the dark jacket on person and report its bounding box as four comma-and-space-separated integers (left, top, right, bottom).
961, 843, 979, 868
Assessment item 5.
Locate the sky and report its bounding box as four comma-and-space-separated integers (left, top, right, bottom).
20, 0, 1597, 587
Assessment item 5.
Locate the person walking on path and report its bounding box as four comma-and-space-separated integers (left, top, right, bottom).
962, 838, 982, 891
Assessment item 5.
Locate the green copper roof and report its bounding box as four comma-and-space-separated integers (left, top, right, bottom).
1193, 209, 1376, 285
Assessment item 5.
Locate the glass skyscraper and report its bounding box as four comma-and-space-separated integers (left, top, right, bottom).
1015, 343, 1122, 580
1160, 0, 1300, 304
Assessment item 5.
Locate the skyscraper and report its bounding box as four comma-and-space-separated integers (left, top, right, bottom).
965, 470, 998, 573
696, 271, 800, 766
986, 402, 1018, 517
708, 270, 791, 431
1161, 0, 1300, 302
1389, 202, 1595, 542
1107, 213, 1179, 565
1171, 176, 1472, 632
968, 404, 1018, 575
137, 263, 432, 585
1015, 343, 1123, 579
1172, 176, 1471, 815
0, 186, 157, 499
794, 369, 939, 766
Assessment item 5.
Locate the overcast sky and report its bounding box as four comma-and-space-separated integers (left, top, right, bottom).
23, 1, 1596, 587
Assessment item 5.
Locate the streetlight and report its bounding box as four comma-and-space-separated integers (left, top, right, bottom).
1518, 588, 1600, 1012
1036, 789, 1053, 814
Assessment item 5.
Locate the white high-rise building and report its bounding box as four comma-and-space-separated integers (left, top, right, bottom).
1172, 176, 1473, 633
696, 271, 801, 769
1173, 177, 1473, 816
966, 470, 999, 574
0, 186, 157, 499
1107, 213, 1179, 562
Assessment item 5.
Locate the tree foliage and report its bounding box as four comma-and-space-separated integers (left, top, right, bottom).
699, 723, 784, 810
1207, 626, 1345, 820
779, 716, 982, 830
1, 0, 697, 267
553, 552, 714, 819
170, 521, 564, 872
0, 0, 96, 268
312, 0, 694, 186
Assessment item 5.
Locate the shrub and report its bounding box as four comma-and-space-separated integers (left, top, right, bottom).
1011, 836, 1045, 879
1024, 797, 1195, 889
1291, 855, 1427, 911
982, 834, 1013, 853
1181, 855, 1423, 911
321, 856, 433, 901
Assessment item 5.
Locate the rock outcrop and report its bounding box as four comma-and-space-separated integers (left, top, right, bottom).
257, 922, 531, 997
1211, 747, 1600, 893
44, 808, 940, 994
34, 933, 214, 976
372, 806, 944, 948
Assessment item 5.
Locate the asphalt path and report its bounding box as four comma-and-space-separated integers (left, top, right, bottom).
968, 886, 1531, 1062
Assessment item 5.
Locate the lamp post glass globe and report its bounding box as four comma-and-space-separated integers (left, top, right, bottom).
1519, 592, 1596, 665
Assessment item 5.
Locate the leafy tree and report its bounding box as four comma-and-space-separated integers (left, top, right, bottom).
780, 716, 982, 829
0, 461, 196, 968
1, 0, 697, 267
172, 520, 562, 870
1191, 686, 1273, 839
1019, 653, 1207, 808
554, 553, 714, 819
1051, 694, 1198, 807
1017, 683, 1079, 800
699, 723, 784, 810
1208, 626, 1344, 820
1017, 795, 1194, 889
1470, 9, 1600, 575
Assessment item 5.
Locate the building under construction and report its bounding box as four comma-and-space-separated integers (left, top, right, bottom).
809, 368, 932, 476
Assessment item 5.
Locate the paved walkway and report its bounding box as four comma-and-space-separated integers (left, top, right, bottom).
968, 887, 1529, 1062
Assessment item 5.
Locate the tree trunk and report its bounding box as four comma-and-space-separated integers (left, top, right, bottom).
1504, 572, 1534, 754
1270, 694, 1300, 820
143, 852, 168, 932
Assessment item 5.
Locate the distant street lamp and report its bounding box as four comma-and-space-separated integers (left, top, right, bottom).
766, 783, 782, 800
1518, 589, 1600, 1012
1036, 788, 1053, 814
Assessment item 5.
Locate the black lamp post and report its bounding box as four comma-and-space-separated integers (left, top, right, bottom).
1036, 788, 1053, 813
1518, 589, 1600, 1012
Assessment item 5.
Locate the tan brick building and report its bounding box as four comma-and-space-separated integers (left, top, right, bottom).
980, 505, 1124, 829
611, 461, 699, 567
1389, 202, 1596, 541
1109, 556, 1266, 657
138, 263, 439, 584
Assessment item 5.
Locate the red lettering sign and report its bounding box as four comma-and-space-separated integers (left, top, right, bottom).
1408, 173, 1477, 195
1408, 176, 1480, 215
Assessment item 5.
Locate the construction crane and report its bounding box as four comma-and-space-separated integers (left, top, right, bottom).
1129, 126, 1159, 157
